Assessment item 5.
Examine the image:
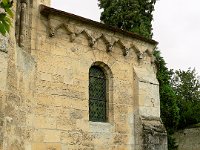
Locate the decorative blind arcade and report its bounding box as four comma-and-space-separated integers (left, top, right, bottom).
89, 66, 107, 122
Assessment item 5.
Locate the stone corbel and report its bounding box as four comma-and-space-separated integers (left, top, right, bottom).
62, 24, 73, 34
96, 34, 112, 52
49, 26, 55, 37
131, 44, 143, 60
123, 47, 129, 56
106, 43, 113, 53
138, 52, 144, 60
144, 49, 155, 64
78, 30, 95, 47
114, 40, 128, 56
69, 33, 76, 42
48, 21, 74, 37
88, 38, 96, 47
47, 16, 56, 37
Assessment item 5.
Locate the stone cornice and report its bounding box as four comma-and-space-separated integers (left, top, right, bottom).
47, 20, 154, 60
48, 21, 129, 56
40, 5, 156, 62
40, 5, 158, 45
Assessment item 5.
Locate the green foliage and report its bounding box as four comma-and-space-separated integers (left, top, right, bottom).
154, 53, 200, 149
98, 1, 200, 149
168, 135, 178, 150
171, 68, 200, 129
98, 0, 156, 38
154, 50, 180, 130
154, 50, 180, 150
0, 0, 13, 36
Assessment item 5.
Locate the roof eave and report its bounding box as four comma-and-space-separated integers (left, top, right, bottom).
40, 4, 158, 46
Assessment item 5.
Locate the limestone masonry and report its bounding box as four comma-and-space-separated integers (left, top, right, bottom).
0, 0, 167, 149
174, 127, 200, 150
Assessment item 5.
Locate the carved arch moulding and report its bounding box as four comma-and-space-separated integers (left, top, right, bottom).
45, 15, 155, 62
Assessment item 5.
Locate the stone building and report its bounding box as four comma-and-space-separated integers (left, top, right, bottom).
0, 0, 167, 149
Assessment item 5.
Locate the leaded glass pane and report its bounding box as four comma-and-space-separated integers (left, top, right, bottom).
89, 66, 107, 122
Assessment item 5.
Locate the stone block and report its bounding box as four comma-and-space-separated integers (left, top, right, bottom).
32, 143, 61, 150
43, 129, 61, 143
39, 72, 52, 82
89, 122, 113, 133
33, 115, 56, 129
115, 123, 129, 134
56, 108, 76, 131
76, 119, 89, 131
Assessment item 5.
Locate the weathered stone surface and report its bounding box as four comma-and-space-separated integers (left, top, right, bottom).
0, 35, 8, 53
174, 126, 200, 150
0, 0, 167, 149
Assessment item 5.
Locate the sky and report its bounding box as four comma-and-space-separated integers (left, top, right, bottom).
51, 0, 200, 74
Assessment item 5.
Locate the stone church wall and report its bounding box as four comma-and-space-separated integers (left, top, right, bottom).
0, 0, 167, 149
0, 35, 8, 150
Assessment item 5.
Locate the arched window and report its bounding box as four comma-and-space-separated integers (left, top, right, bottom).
89, 66, 107, 122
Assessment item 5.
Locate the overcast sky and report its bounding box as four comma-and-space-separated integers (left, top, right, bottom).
51, 0, 200, 74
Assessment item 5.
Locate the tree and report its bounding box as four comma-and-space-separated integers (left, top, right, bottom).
171, 68, 200, 129
0, 0, 13, 36
98, 0, 156, 38
154, 50, 179, 150
154, 50, 180, 130
98, 1, 179, 149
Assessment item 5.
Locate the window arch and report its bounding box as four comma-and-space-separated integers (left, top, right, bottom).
89, 66, 107, 122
